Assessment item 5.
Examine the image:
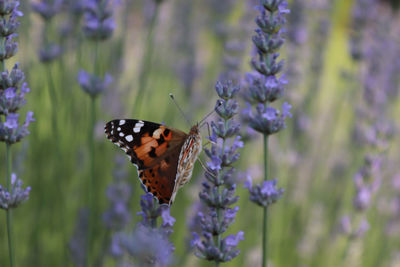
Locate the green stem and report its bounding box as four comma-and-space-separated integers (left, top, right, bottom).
262, 134, 269, 267
87, 96, 97, 267
93, 41, 100, 77
46, 63, 69, 264
6, 143, 15, 267
133, 2, 160, 115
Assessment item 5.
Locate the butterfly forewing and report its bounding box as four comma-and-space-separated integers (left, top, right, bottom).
105, 119, 188, 204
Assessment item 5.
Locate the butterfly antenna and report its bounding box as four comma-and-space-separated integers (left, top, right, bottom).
199, 100, 222, 127
169, 93, 191, 126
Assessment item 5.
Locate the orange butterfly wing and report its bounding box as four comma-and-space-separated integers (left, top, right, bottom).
105, 119, 187, 204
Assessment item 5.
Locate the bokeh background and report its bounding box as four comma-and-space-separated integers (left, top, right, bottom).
0, 0, 400, 266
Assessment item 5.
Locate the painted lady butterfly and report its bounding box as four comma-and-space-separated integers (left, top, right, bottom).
105, 119, 202, 205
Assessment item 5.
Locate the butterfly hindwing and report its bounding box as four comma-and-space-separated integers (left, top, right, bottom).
105, 119, 187, 204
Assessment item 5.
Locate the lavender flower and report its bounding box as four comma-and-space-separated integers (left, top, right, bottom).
349, 0, 376, 61
77, 70, 112, 98
113, 193, 175, 266
39, 43, 63, 63
69, 208, 89, 267
32, 0, 64, 63
0, 3, 34, 144
244, 177, 284, 207
0, 111, 35, 144
82, 0, 115, 40
0, 173, 30, 210
340, 0, 392, 243
103, 155, 132, 231
192, 81, 244, 263
31, 0, 63, 21
119, 224, 173, 267
241, 2, 290, 266
243, 1, 291, 137
0, 2, 32, 265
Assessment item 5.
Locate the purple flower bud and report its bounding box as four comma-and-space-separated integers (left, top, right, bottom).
0, 173, 31, 210
161, 207, 176, 227
39, 43, 63, 63
78, 70, 112, 97
0, 34, 18, 60
224, 231, 244, 247
82, 0, 115, 40
207, 156, 222, 171
193, 80, 243, 263
31, 0, 63, 21
119, 225, 174, 266
245, 177, 284, 207
4, 113, 18, 129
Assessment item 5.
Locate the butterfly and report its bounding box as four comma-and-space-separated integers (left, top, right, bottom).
104, 119, 202, 205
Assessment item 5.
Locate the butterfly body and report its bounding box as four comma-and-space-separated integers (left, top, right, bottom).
105, 119, 201, 205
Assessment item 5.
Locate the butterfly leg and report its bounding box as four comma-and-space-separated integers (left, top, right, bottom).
197, 157, 217, 178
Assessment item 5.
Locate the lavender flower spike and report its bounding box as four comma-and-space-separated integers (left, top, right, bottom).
192, 80, 244, 263
78, 70, 112, 98
0, 173, 31, 210
114, 193, 176, 266
244, 176, 284, 207
82, 0, 115, 40
242, 1, 290, 266
0, 2, 33, 266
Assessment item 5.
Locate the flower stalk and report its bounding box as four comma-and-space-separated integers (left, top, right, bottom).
0, 2, 33, 267
6, 143, 14, 267
242, 1, 291, 266
191, 81, 244, 264
77, 1, 115, 263
262, 134, 268, 267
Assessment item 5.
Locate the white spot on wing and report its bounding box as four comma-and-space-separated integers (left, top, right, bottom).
119, 120, 126, 126
117, 127, 121, 131
119, 132, 124, 137
125, 135, 133, 142
133, 121, 145, 133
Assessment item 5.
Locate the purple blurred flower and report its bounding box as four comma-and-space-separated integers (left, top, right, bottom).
32, 0, 64, 62
110, 193, 176, 266
339, 215, 370, 239
82, 0, 115, 40
78, 69, 112, 97
69, 208, 89, 267
0, 173, 31, 210
0, 1, 22, 16
0, 7, 21, 36
39, 43, 63, 63
103, 185, 132, 230
349, 0, 376, 61
103, 155, 132, 231
161, 208, 176, 227
31, 0, 63, 21
119, 224, 174, 266
111, 192, 175, 266
192, 81, 244, 263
